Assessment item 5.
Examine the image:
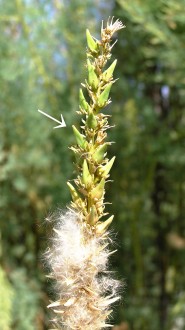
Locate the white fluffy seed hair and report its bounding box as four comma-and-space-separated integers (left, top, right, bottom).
45, 209, 121, 330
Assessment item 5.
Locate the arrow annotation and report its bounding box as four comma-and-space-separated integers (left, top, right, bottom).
38, 109, 66, 128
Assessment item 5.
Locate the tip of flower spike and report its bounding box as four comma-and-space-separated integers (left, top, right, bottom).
108, 16, 126, 32
102, 17, 125, 36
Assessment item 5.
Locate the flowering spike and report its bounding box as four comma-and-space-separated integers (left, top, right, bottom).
46, 17, 124, 329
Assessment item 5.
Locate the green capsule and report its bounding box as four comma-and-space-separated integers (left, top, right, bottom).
91, 178, 105, 200
92, 144, 107, 163
98, 82, 113, 108
79, 88, 89, 112
82, 160, 92, 186
87, 59, 99, 90
87, 205, 98, 225
96, 215, 114, 235
102, 59, 117, 82
72, 125, 87, 149
99, 156, 115, 177
67, 182, 80, 203
86, 29, 98, 53
87, 112, 97, 129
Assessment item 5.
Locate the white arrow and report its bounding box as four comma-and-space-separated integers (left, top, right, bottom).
38, 109, 66, 128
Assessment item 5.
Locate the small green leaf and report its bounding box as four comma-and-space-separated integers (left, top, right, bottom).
87, 205, 98, 225
67, 182, 80, 203
92, 144, 107, 163
91, 178, 105, 199
87, 59, 99, 90
72, 125, 87, 149
99, 156, 116, 177
87, 112, 97, 129
102, 60, 117, 81
79, 88, 89, 112
82, 160, 92, 186
98, 82, 113, 107
96, 215, 114, 235
86, 29, 98, 52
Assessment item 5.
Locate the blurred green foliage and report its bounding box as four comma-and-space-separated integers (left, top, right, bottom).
0, 266, 14, 330
11, 269, 41, 330
110, 1, 185, 329
0, 0, 185, 329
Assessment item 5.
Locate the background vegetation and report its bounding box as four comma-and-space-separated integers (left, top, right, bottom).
0, 0, 185, 329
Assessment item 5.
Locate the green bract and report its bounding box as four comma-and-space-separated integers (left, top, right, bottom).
102, 60, 117, 81
72, 125, 87, 149
87, 112, 97, 129
98, 82, 113, 107
79, 88, 89, 112
92, 144, 107, 163
82, 160, 92, 187
87, 59, 99, 90
86, 29, 98, 53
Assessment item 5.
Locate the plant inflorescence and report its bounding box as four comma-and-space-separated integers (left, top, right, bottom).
46, 17, 125, 330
